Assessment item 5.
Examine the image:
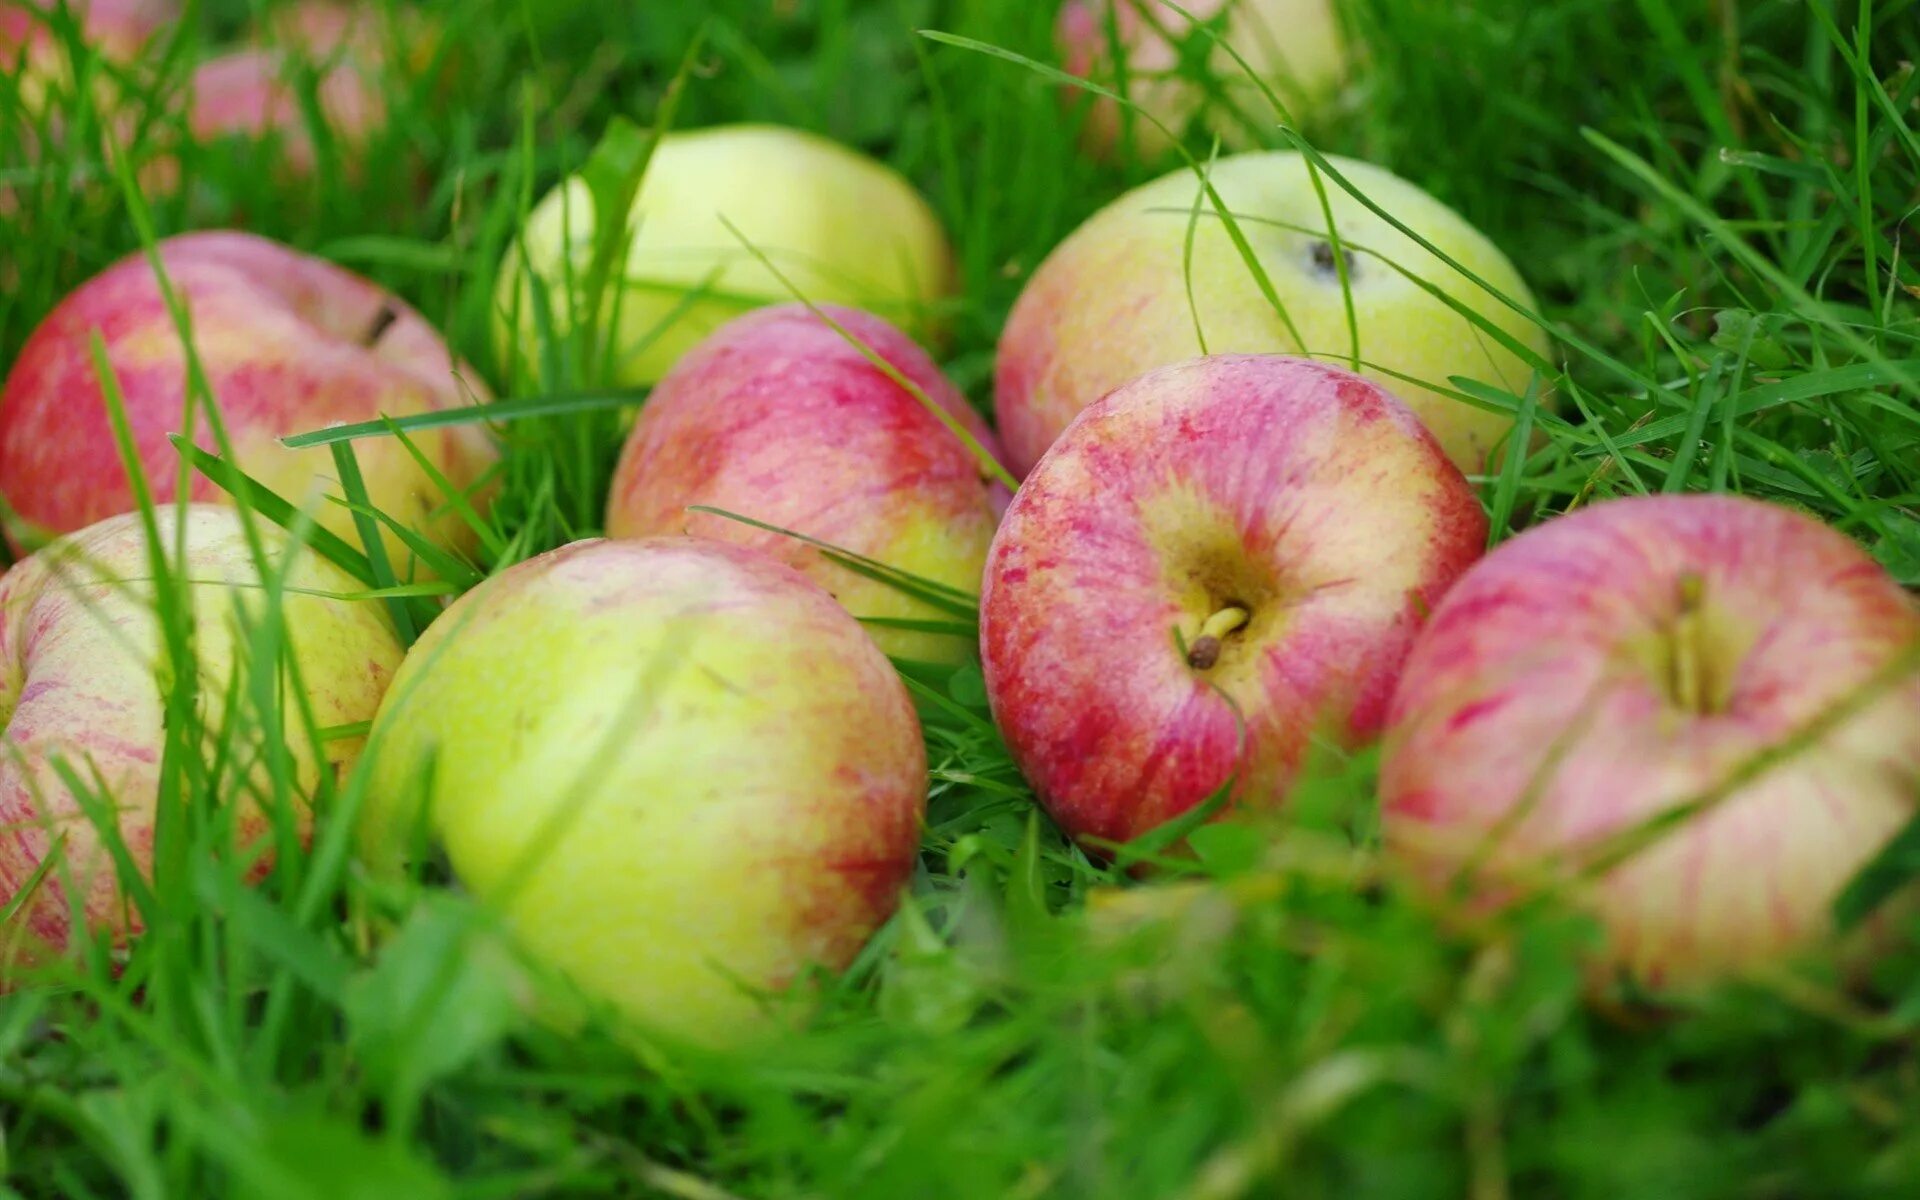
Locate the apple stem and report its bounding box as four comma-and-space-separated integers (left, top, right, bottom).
1187, 605, 1250, 671
1671, 571, 1707, 713
362, 302, 399, 348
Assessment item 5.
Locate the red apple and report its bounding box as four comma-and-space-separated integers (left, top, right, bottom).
0, 231, 495, 565
1381, 493, 1920, 991
1, 0, 175, 110
605, 303, 1006, 664
980, 354, 1486, 847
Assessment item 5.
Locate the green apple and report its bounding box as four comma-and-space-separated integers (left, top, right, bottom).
997, 150, 1553, 475
495, 123, 954, 387
359, 536, 927, 1047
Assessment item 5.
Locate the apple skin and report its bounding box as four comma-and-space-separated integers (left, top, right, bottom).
359, 536, 927, 1047
980, 354, 1486, 848
996, 150, 1553, 478
0, 231, 495, 565
1380, 493, 1920, 992
1057, 0, 1347, 160
1, 0, 175, 110
0, 505, 403, 964
187, 46, 384, 175
496, 124, 954, 388
605, 304, 1004, 664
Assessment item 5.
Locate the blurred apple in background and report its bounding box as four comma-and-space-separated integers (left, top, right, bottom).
0, 231, 495, 566
187, 45, 384, 176
360, 536, 927, 1047
1, 0, 175, 111
981, 354, 1485, 848
996, 149, 1552, 477
606, 304, 1004, 664
1057, 0, 1348, 160
0, 505, 403, 969
1382, 493, 1920, 992
495, 123, 954, 388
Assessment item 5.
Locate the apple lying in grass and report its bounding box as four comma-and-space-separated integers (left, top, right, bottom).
996, 150, 1553, 477
605, 304, 1004, 664
359, 536, 926, 1047
0, 505, 403, 967
496, 123, 954, 388
1, 0, 175, 111
1058, 0, 1348, 160
981, 354, 1486, 847
0, 231, 495, 566
1381, 493, 1920, 992
187, 45, 384, 175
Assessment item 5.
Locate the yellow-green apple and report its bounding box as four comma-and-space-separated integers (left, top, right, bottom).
1380, 493, 1920, 992
980, 354, 1486, 848
359, 536, 926, 1047
605, 304, 1003, 664
187, 45, 384, 175
1057, 0, 1347, 160
0, 231, 495, 566
996, 150, 1552, 477
0, 504, 403, 967
495, 123, 953, 387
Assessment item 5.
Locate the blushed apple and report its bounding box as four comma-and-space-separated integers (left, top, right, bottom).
0, 505, 404, 966
1380, 493, 1920, 991
996, 149, 1553, 477
187, 45, 384, 175
980, 354, 1486, 848
605, 304, 1003, 664
359, 536, 927, 1047
1058, 0, 1348, 160
1, 0, 175, 111
0, 231, 496, 567
496, 123, 954, 387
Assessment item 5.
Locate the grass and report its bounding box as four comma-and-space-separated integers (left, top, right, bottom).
2, 0, 1919, 1195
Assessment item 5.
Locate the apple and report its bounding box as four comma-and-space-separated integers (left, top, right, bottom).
996, 149, 1553, 477
495, 123, 954, 388
358, 536, 927, 1047
980, 354, 1486, 848
1380, 493, 1920, 991
0, 231, 496, 568
187, 45, 384, 175
605, 304, 1004, 664
1057, 0, 1348, 160
1, 0, 175, 111
0, 504, 404, 966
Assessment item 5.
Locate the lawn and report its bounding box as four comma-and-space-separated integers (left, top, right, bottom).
2, 0, 1920, 1196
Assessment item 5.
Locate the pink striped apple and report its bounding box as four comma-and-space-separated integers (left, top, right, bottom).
1381, 493, 1920, 991
605, 304, 1006, 664
1, 0, 174, 111
187, 45, 384, 175
0, 505, 403, 968
359, 536, 927, 1047
0, 231, 495, 566
980, 354, 1486, 848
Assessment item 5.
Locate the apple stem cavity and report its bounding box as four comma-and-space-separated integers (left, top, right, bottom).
1187, 604, 1250, 671
361, 301, 399, 348
1670, 571, 1713, 714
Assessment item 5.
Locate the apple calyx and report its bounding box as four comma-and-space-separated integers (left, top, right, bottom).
1667, 571, 1717, 715
361, 301, 398, 348
1309, 239, 1357, 282
1187, 604, 1250, 671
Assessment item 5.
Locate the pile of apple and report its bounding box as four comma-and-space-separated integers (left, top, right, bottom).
2, 0, 1917, 1051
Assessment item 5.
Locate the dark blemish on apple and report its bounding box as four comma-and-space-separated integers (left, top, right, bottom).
361, 301, 399, 348
1310, 240, 1358, 282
